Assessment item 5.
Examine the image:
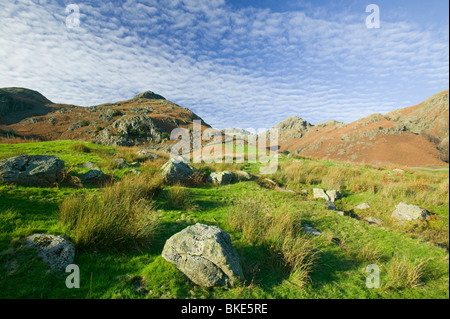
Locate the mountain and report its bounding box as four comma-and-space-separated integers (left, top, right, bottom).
274, 90, 449, 166
0, 88, 210, 148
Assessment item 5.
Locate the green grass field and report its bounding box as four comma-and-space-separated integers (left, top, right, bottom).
0, 140, 448, 299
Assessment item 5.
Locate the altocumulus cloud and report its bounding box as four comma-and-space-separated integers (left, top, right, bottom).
0, 0, 448, 129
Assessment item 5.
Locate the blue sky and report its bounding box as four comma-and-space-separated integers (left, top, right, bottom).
0, 0, 448, 130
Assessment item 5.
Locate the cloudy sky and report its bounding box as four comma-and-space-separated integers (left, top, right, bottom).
0, 0, 448, 129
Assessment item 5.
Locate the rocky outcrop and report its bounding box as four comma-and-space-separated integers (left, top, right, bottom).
25, 234, 75, 270
313, 188, 340, 202
0, 155, 64, 187
162, 223, 244, 287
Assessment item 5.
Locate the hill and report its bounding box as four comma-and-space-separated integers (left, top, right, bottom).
0, 88, 210, 148
274, 90, 449, 167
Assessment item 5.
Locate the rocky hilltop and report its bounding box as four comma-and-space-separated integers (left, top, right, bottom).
0, 88, 210, 148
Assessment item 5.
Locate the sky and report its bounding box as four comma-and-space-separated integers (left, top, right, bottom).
0, 0, 448, 130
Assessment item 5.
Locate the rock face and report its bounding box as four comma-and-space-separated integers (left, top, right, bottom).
0, 155, 64, 187
161, 158, 197, 184
25, 234, 75, 270
162, 223, 244, 287
391, 202, 430, 221
208, 171, 234, 185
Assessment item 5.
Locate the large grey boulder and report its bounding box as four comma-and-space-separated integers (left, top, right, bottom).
0, 155, 64, 187
25, 234, 75, 270
208, 171, 234, 185
391, 202, 430, 221
161, 158, 197, 184
162, 223, 244, 287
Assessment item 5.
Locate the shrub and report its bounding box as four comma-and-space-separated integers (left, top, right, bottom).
59, 173, 163, 251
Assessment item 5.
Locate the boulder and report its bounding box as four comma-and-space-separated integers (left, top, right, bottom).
325, 201, 337, 211
136, 150, 159, 160
161, 158, 197, 184
327, 190, 340, 202
303, 224, 322, 236
234, 170, 252, 181
81, 167, 104, 181
365, 217, 383, 226
208, 171, 234, 185
162, 223, 244, 287
114, 158, 128, 169
25, 234, 75, 270
0, 155, 65, 187
313, 188, 330, 201
80, 161, 96, 169
391, 202, 430, 221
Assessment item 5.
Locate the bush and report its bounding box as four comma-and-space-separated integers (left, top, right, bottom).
59, 173, 164, 251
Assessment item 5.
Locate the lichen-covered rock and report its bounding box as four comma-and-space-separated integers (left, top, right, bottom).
136, 150, 159, 160
162, 223, 244, 287
326, 190, 340, 202
25, 234, 75, 270
0, 155, 64, 187
114, 158, 128, 169
355, 203, 371, 210
313, 188, 330, 201
234, 171, 252, 182
391, 202, 430, 221
161, 158, 197, 184
208, 171, 234, 185
81, 167, 103, 181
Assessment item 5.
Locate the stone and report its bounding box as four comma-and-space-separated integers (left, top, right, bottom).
208, 171, 234, 185
126, 169, 141, 175
81, 167, 104, 181
393, 169, 404, 174
161, 158, 197, 184
234, 170, 252, 181
114, 158, 129, 169
162, 223, 244, 287
325, 201, 337, 210
313, 188, 330, 201
0, 155, 65, 187
80, 161, 96, 169
136, 150, 159, 160
391, 202, 430, 221
130, 162, 141, 168
337, 211, 345, 216
25, 234, 75, 270
327, 190, 340, 202
365, 217, 383, 226
303, 224, 322, 236
355, 203, 370, 210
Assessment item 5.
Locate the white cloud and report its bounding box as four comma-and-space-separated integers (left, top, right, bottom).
0, 0, 448, 130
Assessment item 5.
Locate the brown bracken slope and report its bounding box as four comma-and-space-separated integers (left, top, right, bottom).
276, 90, 449, 167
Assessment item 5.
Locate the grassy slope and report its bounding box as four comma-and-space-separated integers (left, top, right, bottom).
0, 141, 448, 299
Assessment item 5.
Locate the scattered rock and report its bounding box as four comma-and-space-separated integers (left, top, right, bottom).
81, 167, 104, 181
25, 234, 75, 270
391, 202, 430, 221
234, 170, 252, 181
336, 211, 345, 216
365, 217, 383, 226
327, 190, 340, 202
161, 158, 198, 184
162, 223, 244, 287
114, 158, 129, 169
208, 171, 234, 185
130, 162, 141, 168
0, 155, 65, 187
125, 169, 141, 175
80, 161, 96, 169
355, 203, 370, 210
313, 188, 330, 201
325, 201, 337, 211
136, 150, 159, 160
303, 224, 322, 236
313, 188, 341, 202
